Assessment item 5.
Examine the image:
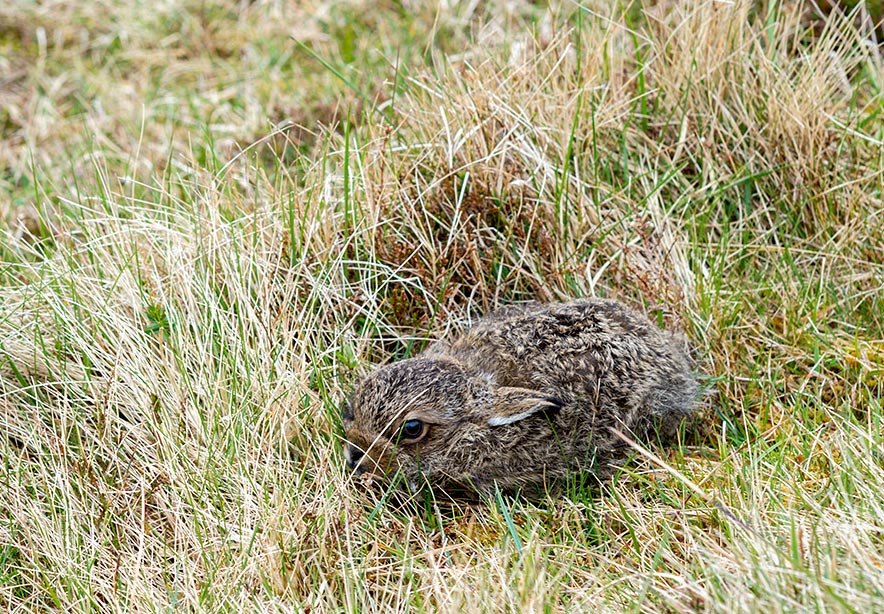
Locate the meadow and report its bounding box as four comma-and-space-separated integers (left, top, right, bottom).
1, 0, 884, 611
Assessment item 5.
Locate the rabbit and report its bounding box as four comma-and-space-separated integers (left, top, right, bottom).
342, 298, 700, 495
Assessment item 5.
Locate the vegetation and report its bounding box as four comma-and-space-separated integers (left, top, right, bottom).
1, 0, 883, 611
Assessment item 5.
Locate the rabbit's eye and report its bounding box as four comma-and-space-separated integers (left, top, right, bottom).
398, 419, 426, 443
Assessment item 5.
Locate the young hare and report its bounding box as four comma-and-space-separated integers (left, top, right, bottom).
343, 299, 700, 495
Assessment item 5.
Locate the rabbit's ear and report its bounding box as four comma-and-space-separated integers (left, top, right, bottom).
486, 388, 562, 427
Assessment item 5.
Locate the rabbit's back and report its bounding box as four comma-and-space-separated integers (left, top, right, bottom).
427, 299, 698, 441
428, 299, 685, 380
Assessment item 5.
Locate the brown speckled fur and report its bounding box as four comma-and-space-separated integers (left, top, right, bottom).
343, 299, 700, 495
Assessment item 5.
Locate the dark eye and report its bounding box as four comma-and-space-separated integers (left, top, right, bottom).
399, 419, 426, 442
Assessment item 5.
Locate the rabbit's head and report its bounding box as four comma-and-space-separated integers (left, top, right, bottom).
342, 356, 563, 493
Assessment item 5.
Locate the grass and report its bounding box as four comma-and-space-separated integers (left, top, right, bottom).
2, 0, 884, 611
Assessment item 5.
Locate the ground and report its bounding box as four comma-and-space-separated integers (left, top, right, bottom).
1, 0, 884, 611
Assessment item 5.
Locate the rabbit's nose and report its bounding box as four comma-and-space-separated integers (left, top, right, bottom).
346, 444, 366, 472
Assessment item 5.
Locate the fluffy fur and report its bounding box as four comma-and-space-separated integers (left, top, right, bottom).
343, 299, 700, 495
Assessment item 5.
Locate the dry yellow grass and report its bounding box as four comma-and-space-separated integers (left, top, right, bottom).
2, 0, 884, 611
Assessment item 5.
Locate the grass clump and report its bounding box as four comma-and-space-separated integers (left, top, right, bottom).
1, 0, 884, 611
